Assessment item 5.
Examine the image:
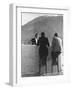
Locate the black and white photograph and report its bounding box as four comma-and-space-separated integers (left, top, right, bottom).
21, 12, 63, 77
9, 4, 71, 86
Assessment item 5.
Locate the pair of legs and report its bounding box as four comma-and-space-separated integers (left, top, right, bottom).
51, 52, 59, 73
39, 56, 47, 75
51, 58, 59, 73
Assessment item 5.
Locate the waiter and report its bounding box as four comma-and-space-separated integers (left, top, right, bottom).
31, 33, 38, 45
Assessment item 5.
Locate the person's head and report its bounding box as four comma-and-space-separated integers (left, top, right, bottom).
35, 33, 38, 38
54, 33, 58, 37
41, 32, 45, 37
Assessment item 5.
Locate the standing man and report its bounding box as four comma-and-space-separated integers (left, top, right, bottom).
51, 33, 62, 73
37, 32, 50, 75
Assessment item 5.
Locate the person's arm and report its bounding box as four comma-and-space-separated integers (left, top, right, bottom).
58, 38, 63, 53
51, 38, 55, 51
47, 38, 50, 47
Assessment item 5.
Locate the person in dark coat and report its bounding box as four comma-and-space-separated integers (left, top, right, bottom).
37, 32, 50, 75
31, 33, 38, 45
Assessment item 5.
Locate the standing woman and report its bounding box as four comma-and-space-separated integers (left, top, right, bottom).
51, 33, 62, 73
37, 32, 50, 75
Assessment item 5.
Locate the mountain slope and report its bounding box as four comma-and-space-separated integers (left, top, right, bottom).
21, 15, 63, 44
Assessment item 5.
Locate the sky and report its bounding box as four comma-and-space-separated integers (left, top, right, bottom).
21, 13, 61, 26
